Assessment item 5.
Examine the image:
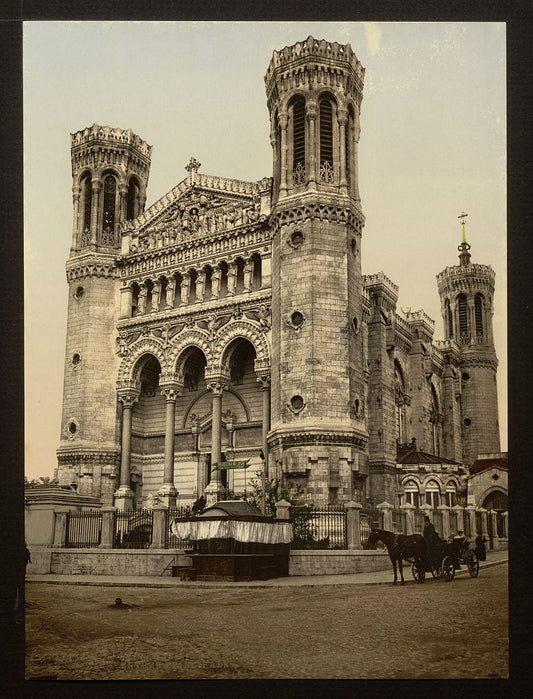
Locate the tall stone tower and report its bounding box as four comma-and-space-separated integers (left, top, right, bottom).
265, 37, 368, 503
56, 125, 151, 503
436, 215, 500, 465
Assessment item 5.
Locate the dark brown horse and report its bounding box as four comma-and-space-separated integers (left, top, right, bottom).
368, 528, 426, 584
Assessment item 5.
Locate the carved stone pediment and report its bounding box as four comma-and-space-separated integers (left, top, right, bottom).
127, 179, 264, 254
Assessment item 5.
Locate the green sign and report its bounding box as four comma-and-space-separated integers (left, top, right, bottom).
212, 461, 250, 470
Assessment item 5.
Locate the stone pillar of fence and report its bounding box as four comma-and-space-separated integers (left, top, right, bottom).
479, 507, 489, 542
377, 501, 394, 531
345, 501, 363, 549
488, 509, 500, 550
465, 504, 477, 537
150, 505, 168, 549
275, 499, 291, 521
438, 505, 451, 539
53, 508, 71, 547
99, 506, 116, 549
400, 503, 415, 535
452, 505, 465, 534
501, 511, 508, 538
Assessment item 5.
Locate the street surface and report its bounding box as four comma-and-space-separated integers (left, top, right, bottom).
25, 565, 507, 680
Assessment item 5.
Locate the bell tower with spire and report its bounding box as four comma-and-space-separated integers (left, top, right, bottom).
437, 213, 500, 466
265, 37, 368, 503
57, 125, 152, 503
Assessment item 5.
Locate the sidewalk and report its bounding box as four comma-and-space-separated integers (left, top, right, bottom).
26, 550, 508, 589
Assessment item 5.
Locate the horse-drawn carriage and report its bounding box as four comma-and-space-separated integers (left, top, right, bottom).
368, 528, 480, 584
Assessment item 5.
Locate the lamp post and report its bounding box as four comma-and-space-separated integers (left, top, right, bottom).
259, 449, 266, 515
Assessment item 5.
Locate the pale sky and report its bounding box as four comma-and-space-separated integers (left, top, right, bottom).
24, 21, 507, 479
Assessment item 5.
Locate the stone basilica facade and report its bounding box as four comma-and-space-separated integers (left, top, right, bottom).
56, 37, 501, 510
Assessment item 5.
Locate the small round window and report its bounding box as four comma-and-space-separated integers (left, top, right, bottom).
68, 421, 78, 435
291, 311, 304, 327
290, 395, 304, 412
462, 373, 470, 382
75, 286, 84, 299
290, 231, 304, 248
72, 353, 81, 366
463, 418, 471, 427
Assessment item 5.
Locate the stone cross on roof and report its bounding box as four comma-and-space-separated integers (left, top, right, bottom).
185, 157, 201, 174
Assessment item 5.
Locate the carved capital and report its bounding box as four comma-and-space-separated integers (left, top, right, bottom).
160, 386, 181, 402
257, 374, 271, 389
117, 391, 140, 408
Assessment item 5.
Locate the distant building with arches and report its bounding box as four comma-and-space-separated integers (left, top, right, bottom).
55, 37, 504, 510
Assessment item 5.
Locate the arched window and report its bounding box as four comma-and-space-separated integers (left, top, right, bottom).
394, 362, 407, 443
446, 482, 457, 507
425, 480, 440, 508
319, 95, 334, 183
290, 96, 306, 185
101, 174, 117, 245
457, 293, 468, 342
404, 480, 420, 508
127, 177, 140, 221
272, 110, 281, 200
475, 293, 484, 340
445, 298, 453, 339
81, 173, 92, 247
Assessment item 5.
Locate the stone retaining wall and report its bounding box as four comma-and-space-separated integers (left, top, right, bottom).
289, 550, 390, 576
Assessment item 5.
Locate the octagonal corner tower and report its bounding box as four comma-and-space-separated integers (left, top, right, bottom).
265, 37, 368, 503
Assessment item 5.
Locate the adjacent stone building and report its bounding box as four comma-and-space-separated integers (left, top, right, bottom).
56, 37, 503, 510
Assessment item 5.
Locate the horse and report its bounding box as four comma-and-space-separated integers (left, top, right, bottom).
367, 527, 427, 584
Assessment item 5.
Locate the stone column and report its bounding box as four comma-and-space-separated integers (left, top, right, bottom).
53, 508, 71, 548
118, 184, 128, 222
275, 499, 291, 521
114, 388, 139, 510
337, 108, 348, 193
478, 507, 489, 546
279, 113, 288, 198
90, 178, 102, 248
71, 185, 81, 251
488, 509, 500, 550
204, 378, 228, 504
257, 374, 271, 472
99, 506, 116, 549
400, 503, 416, 535
346, 501, 363, 549
158, 384, 181, 507
150, 505, 168, 549
452, 504, 465, 535
119, 283, 133, 319
377, 501, 394, 531
438, 505, 451, 539
306, 102, 317, 189
501, 511, 508, 538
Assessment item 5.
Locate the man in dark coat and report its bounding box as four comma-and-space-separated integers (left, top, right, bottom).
423, 516, 439, 567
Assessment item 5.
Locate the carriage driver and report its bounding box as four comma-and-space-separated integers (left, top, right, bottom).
451, 530, 468, 569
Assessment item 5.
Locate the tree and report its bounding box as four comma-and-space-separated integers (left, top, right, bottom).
24, 476, 58, 489
244, 473, 304, 518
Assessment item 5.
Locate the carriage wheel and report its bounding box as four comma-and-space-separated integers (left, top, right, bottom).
411, 560, 425, 584
466, 551, 480, 578
441, 556, 455, 582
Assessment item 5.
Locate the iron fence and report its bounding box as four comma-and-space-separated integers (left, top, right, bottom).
359, 508, 382, 548
391, 508, 406, 534
449, 509, 458, 536
289, 504, 347, 549
65, 510, 102, 548
114, 509, 153, 549
414, 510, 425, 534
165, 507, 194, 548
475, 510, 483, 536
463, 512, 472, 538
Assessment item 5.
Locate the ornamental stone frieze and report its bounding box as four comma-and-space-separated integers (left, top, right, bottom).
66, 261, 119, 282
460, 357, 499, 371
267, 429, 367, 450
120, 225, 272, 278
271, 202, 364, 236
56, 450, 121, 466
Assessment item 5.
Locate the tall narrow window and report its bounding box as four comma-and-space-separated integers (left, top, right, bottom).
457, 293, 468, 341
101, 174, 116, 245
475, 293, 484, 339
291, 97, 305, 185
346, 104, 355, 190
127, 177, 140, 220
319, 96, 334, 183
81, 174, 92, 247
445, 298, 453, 339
